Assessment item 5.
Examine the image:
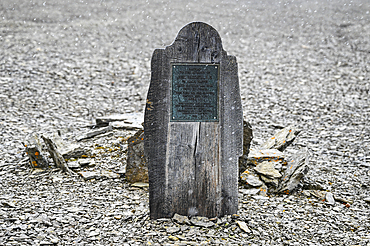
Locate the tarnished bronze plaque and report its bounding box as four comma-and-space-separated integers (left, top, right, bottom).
171, 64, 219, 122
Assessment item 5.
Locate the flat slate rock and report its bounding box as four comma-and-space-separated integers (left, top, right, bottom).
261, 125, 301, 151
110, 121, 143, 130
131, 182, 149, 188
246, 149, 286, 166
190, 216, 215, 228
254, 161, 282, 179
52, 134, 90, 159
240, 171, 263, 187
78, 170, 120, 180
76, 126, 112, 141
126, 129, 148, 183
236, 220, 251, 233
78, 171, 100, 180
277, 149, 309, 194
95, 113, 144, 127
242, 120, 253, 157
172, 213, 191, 225
325, 192, 335, 205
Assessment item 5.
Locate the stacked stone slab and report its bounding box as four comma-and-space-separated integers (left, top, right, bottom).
239, 125, 308, 195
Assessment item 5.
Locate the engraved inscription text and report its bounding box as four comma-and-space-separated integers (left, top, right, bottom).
171, 64, 219, 122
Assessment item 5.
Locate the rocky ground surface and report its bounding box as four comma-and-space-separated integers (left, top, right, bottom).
0, 0, 369, 245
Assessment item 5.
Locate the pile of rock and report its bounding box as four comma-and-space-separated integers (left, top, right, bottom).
239, 125, 309, 196
23, 110, 312, 203
125, 129, 147, 183
24, 133, 86, 175
23, 113, 143, 180
122, 118, 310, 197
23, 115, 310, 196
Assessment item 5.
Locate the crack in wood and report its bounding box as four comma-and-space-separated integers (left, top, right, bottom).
145, 22, 242, 219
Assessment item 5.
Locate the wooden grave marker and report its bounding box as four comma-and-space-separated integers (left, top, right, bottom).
144, 22, 243, 219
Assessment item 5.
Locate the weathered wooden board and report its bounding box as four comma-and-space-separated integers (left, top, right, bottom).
144, 22, 243, 219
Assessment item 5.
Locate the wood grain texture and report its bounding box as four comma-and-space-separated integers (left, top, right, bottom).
144, 22, 242, 219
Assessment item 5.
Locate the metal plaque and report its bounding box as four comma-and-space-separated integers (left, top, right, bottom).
171, 64, 219, 122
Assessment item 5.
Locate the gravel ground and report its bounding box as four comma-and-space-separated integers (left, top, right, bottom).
1, 0, 369, 245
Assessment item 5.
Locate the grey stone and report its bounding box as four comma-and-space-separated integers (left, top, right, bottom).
173, 214, 191, 225
52, 133, 90, 159
261, 125, 301, 151
30, 168, 48, 176
307, 190, 327, 200
88, 230, 100, 237
236, 220, 251, 233
77, 126, 113, 141
100, 170, 120, 179
277, 149, 309, 194
110, 121, 143, 130
190, 216, 215, 228
78, 170, 120, 180
242, 120, 253, 158
78, 171, 100, 180
247, 149, 285, 166
333, 207, 342, 212
239, 188, 260, 196
42, 135, 77, 176
95, 113, 144, 128
50, 238, 59, 244
168, 235, 179, 241
166, 226, 180, 234
259, 183, 269, 196
39, 241, 53, 245
254, 161, 282, 179
126, 129, 148, 183
131, 182, 149, 188
302, 182, 324, 191
239, 121, 254, 174
326, 192, 335, 205
78, 158, 95, 167
117, 166, 126, 175
260, 175, 279, 188
1, 201, 16, 208
334, 195, 353, 205
24, 133, 48, 168
252, 195, 269, 200
67, 160, 80, 169
240, 171, 263, 187
37, 214, 52, 226
15, 233, 30, 240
